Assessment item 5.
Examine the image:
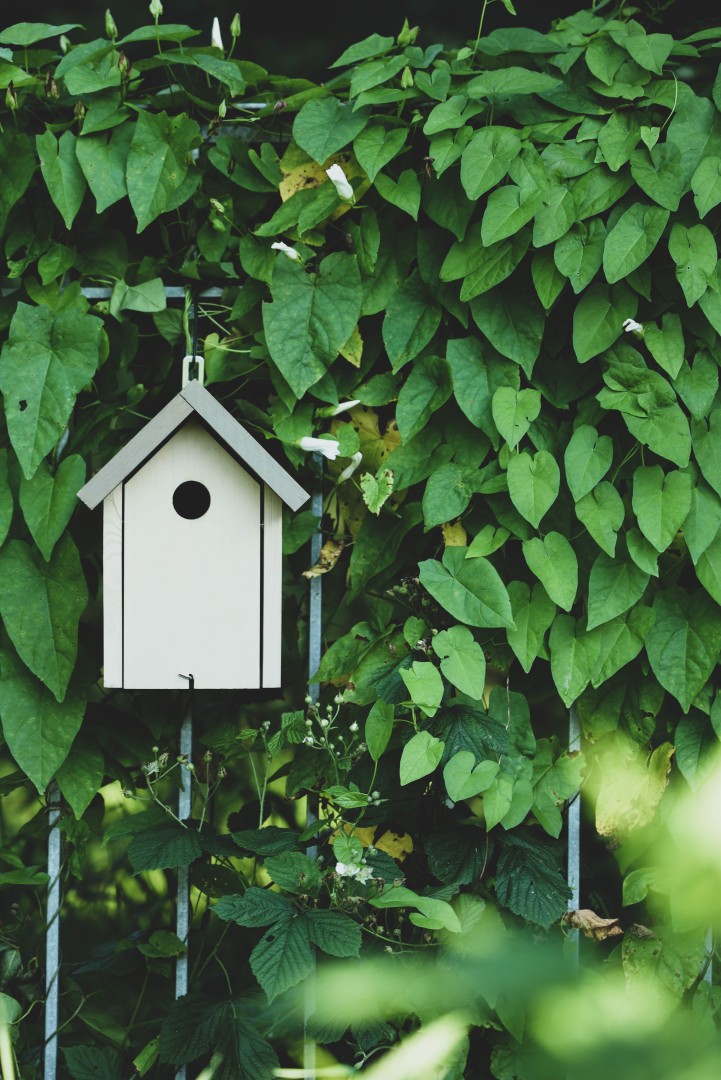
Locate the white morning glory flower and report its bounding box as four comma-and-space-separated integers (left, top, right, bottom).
337, 451, 363, 484
271, 240, 301, 261
211, 16, 224, 49
623, 318, 644, 335
325, 163, 354, 201
297, 436, 341, 461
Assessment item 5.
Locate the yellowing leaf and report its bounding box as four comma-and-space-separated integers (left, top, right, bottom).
345, 405, 401, 472
340, 324, 363, 367
562, 908, 623, 940
360, 468, 394, 515
302, 538, 345, 578
442, 520, 468, 547
375, 830, 414, 862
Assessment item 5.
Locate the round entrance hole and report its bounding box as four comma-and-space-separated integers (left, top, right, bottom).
173, 480, 211, 520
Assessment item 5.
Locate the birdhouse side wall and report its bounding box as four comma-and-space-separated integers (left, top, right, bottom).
262, 488, 282, 687
102, 485, 124, 688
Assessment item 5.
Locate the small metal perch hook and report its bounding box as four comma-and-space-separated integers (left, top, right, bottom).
179, 673, 195, 690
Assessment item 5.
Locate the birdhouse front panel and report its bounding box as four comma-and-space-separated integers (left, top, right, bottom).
106, 418, 268, 690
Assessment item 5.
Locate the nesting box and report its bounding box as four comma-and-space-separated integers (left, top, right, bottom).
77, 380, 310, 690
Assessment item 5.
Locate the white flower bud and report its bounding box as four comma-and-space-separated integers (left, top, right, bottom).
325, 163, 354, 201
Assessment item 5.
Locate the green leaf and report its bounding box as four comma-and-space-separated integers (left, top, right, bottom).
598, 111, 640, 172
491, 387, 541, 451
0, 648, 84, 793
467, 67, 560, 98
623, 928, 705, 997
588, 606, 654, 687
293, 97, 369, 163
685, 482, 721, 565
531, 249, 566, 310
331, 34, 394, 68
471, 285, 544, 375
495, 834, 571, 928
231, 826, 300, 856
305, 909, 362, 957
467, 524, 510, 558
426, 829, 487, 885
383, 271, 441, 371
675, 711, 718, 790
668, 223, 717, 306
444, 751, 498, 802
250, 917, 314, 1002
214, 887, 294, 927
419, 547, 514, 629
691, 155, 721, 218
675, 351, 718, 421
399, 730, 444, 785
602, 202, 669, 284
369, 884, 461, 932
396, 355, 452, 442
564, 424, 613, 502
522, 533, 578, 612
441, 224, 529, 302
263, 252, 362, 396
0, 450, 12, 549
422, 463, 475, 529
400, 661, 444, 718
573, 282, 636, 363
549, 615, 592, 707
575, 481, 625, 556
692, 410, 721, 497
265, 852, 320, 894
432, 625, 486, 698
644, 312, 686, 380
630, 144, 687, 211
506, 581, 556, 673
19, 455, 85, 562
360, 469, 394, 515
448, 336, 519, 433
0, 131, 36, 234
76, 124, 132, 214
459, 126, 521, 200
0, 302, 104, 479
63, 1046, 122, 1080
126, 111, 201, 232
695, 532, 721, 606
507, 450, 559, 528
632, 465, 693, 552
56, 746, 104, 818
128, 822, 202, 874
0, 22, 83, 45
0, 537, 87, 702
36, 130, 86, 230
481, 184, 539, 246
587, 553, 650, 630
554, 219, 606, 294
375, 169, 421, 220
365, 700, 395, 761
353, 124, 407, 182
646, 587, 721, 712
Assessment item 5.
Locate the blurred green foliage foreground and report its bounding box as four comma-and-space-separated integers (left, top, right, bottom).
2, 2, 721, 1077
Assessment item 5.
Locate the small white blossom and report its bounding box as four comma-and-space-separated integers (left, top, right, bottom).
304, 735, 314, 745
320, 717, 330, 728
325, 163, 354, 201
329, 399, 361, 416
349, 721, 359, 733
334, 692, 345, 704
271, 240, 301, 261
623, 318, 644, 335
335, 862, 355, 877
211, 16, 224, 49
337, 451, 363, 484
297, 436, 341, 460
355, 865, 374, 883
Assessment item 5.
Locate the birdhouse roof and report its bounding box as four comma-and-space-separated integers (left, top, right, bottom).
77, 380, 310, 511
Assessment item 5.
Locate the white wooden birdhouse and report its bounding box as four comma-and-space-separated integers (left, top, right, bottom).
77, 380, 310, 691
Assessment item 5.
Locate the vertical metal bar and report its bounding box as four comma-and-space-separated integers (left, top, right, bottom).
175, 698, 193, 1080
567, 707, 581, 962
704, 928, 713, 985
44, 786, 62, 1080
305, 465, 323, 1077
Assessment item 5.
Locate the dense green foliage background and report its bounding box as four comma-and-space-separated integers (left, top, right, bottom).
2, 4, 721, 1077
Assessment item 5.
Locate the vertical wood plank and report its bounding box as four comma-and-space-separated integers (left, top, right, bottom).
102, 487, 123, 688
262, 488, 283, 687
